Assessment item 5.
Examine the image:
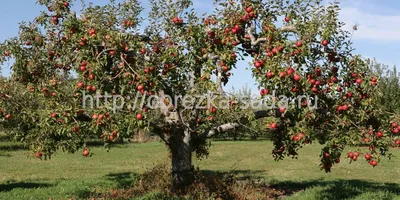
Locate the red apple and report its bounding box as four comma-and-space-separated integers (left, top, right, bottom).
347, 152, 353, 158
270, 123, 277, 130
266, 71, 274, 78
254, 61, 262, 68
296, 40, 303, 47
321, 152, 329, 158
245, 7, 252, 13
311, 87, 318, 93
342, 104, 349, 111
82, 149, 89, 157
35, 152, 43, 158
375, 131, 383, 138
109, 135, 115, 141
51, 112, 57, 118
287, 67, 294, 75
77, 82, 84, 88
209, 106, 217, 113
277, 45, 284, 52
279, 71, 286, 79
293, 74, 301, 82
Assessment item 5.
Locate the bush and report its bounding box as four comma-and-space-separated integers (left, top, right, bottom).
94, 163, 284, 200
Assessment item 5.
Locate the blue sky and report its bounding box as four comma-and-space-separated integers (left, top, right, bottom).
1, 0, 399, 93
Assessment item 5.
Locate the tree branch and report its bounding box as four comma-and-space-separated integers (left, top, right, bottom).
199, 109, 278, 139
203, 123, 240, 138
150, 122, 170, 145
120, 54, 139, 76
195, 53, 220, 61
216, 65, 224, 93
247, 24, 267, 46
246, 24, 298, 46
278, 25, 297, 33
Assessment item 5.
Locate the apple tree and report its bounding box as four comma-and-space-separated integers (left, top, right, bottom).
0, 0, 399, 191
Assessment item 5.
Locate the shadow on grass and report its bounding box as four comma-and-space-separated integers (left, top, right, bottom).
105, 172, 140, 188
0, 143, 27, 151
211, 137, 271, 142
75, 172, 140, 199
0, 135, 10, 140
201, 169, 266, 181
201, 170, 400, 199
0, 182, 52, 192
0, 152, 11, 157
269, 179, 400, 199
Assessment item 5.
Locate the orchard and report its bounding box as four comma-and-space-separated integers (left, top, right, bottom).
0, 0, 399, 193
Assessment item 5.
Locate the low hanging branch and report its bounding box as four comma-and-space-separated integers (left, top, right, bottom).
278, 25, 297, 32
199, 109, 279, 139
204, 123, 241, 138
247, 24, 298, 46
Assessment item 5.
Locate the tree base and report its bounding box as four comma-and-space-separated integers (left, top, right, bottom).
172, 169, 194, 193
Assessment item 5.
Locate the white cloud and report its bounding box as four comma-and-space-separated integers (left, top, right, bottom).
339, 7, 400, 42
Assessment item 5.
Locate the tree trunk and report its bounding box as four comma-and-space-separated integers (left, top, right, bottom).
170, 129, 194, 192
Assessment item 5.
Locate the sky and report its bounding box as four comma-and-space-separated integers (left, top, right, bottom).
0, 0, 399, 93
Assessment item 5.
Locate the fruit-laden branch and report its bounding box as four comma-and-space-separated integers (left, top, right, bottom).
199, 109, 277, 138
194, 53, 223, 93
216, 65, 224, 93
247, 24, 297, 46
246, 24, 267, 46
278, 25, 297, 32
203, 123, 241, 138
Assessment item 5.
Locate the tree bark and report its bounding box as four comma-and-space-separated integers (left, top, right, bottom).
170, 128, 194, 192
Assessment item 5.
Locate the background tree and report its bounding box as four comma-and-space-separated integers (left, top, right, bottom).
369, 59, 400, 114
0, 0, 398, 192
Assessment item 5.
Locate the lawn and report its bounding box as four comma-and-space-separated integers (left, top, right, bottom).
0, 140, 400, 199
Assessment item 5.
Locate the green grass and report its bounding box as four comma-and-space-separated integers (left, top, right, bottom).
0, 140, 400, 199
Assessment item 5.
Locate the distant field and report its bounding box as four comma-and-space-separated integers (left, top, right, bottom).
0, 140, 400, 199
